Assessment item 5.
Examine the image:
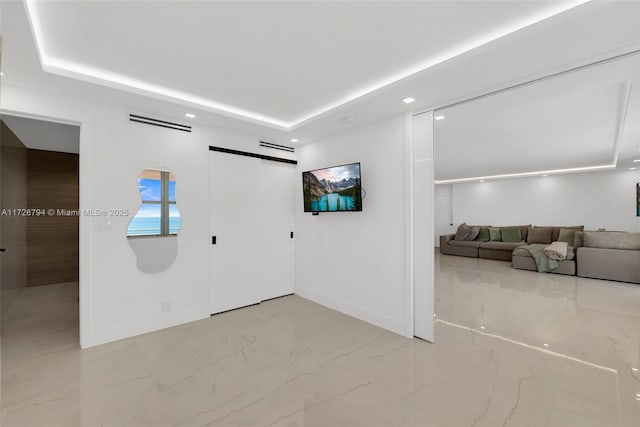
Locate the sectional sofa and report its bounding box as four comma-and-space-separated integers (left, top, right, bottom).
440, 224, 640, 284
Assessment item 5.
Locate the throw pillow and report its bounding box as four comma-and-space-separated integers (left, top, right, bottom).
489, 227, 502, 241
501, 226, 522, 242
527, 227, 552, 244
465, 226, 481, 241
551, 225, 584, 242
557, 228, 578, 245
476, 227, 490, 242
455, 223, 472, 241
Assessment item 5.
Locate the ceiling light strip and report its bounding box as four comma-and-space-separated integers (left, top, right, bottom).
290, 1, 594, 127
434, 164, 615, 184
23, 0, 593, 129
611, 81, 633, 166
427, 49, 640, 117
43, 57, 290, 129
22, 0, 45, 65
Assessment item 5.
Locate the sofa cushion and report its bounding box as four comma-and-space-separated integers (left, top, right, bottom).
489, 227, 502, 241
558, 228, 578, 245
479, 241, 525, 251
513, 244, 576, 260
551, 225, 584, 242
527, 227, 552, 244
501, 227, 522, 242
476, 227, 490, 241
505, 225, 531, 241
455, 223, 472, 241
465, 226, 481, 241
583, 231, 640, 250
449, 240, 483, 248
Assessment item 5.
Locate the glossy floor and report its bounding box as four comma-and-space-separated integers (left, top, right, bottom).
1, 255, 639, 426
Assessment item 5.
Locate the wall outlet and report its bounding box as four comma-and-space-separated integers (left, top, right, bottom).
97, 218, 113, 231
161, 301, 171, 313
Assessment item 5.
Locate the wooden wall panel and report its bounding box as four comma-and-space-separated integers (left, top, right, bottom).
1, 121, 28, 290
27, 149, 79, 286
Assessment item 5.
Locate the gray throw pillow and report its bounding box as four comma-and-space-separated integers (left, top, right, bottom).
455, 223, 472, 241
527, 227, 552, 244
465, 226, 481, 241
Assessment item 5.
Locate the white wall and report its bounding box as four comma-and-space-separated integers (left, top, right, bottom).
2, 84, 296, 347
295, 115, 410, 336
452, 169, 640, 232
434, 184, 454, 246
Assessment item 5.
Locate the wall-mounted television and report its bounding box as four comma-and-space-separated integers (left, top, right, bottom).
637, 182, 639, 217
303, 162, 362, 212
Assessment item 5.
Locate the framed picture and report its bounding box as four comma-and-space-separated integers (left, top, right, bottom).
637, 182, 640, 217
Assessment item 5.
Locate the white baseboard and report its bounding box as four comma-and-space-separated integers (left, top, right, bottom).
294, 287, 406, 336
84, 308, 209, 348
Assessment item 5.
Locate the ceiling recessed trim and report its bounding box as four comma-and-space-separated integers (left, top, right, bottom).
22, 0, 591, 130
434, 164, 616, 184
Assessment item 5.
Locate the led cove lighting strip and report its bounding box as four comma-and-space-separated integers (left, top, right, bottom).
23, 0, 591, 130
434, 164, 616, 184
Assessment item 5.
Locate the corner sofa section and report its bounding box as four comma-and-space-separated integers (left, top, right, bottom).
577, 231, 640, 284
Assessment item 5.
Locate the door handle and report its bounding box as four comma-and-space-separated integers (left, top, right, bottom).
0, 248, 6, 252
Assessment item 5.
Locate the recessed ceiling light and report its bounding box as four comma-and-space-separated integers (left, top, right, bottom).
0, 71, 4, 77
630, 167, 637, 171
434, 115, 446, 120
402, 97, 415, 104
290, 138, 299, 143
479, 180, 485, 183
543, 343, 550, 347
480, 326, 486, 330
634, 159, 640, 163
434, 164, 615, 185
632, 368, 638, 372
542, 174, 548, 177
184, 113, 195, 119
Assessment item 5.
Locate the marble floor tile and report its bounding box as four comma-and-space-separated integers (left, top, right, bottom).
1, 256, 640, 426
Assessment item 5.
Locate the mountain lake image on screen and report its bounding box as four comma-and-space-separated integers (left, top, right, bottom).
303, 162, 362, 212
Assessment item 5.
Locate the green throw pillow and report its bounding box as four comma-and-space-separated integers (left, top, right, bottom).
501, 226, 522, 242
476, 227, 490, 241
489, 227, 502, 241
558, 228, 577, 245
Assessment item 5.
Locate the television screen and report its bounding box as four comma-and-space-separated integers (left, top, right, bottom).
637, 182, 639, 217
303, 162, 362, 212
